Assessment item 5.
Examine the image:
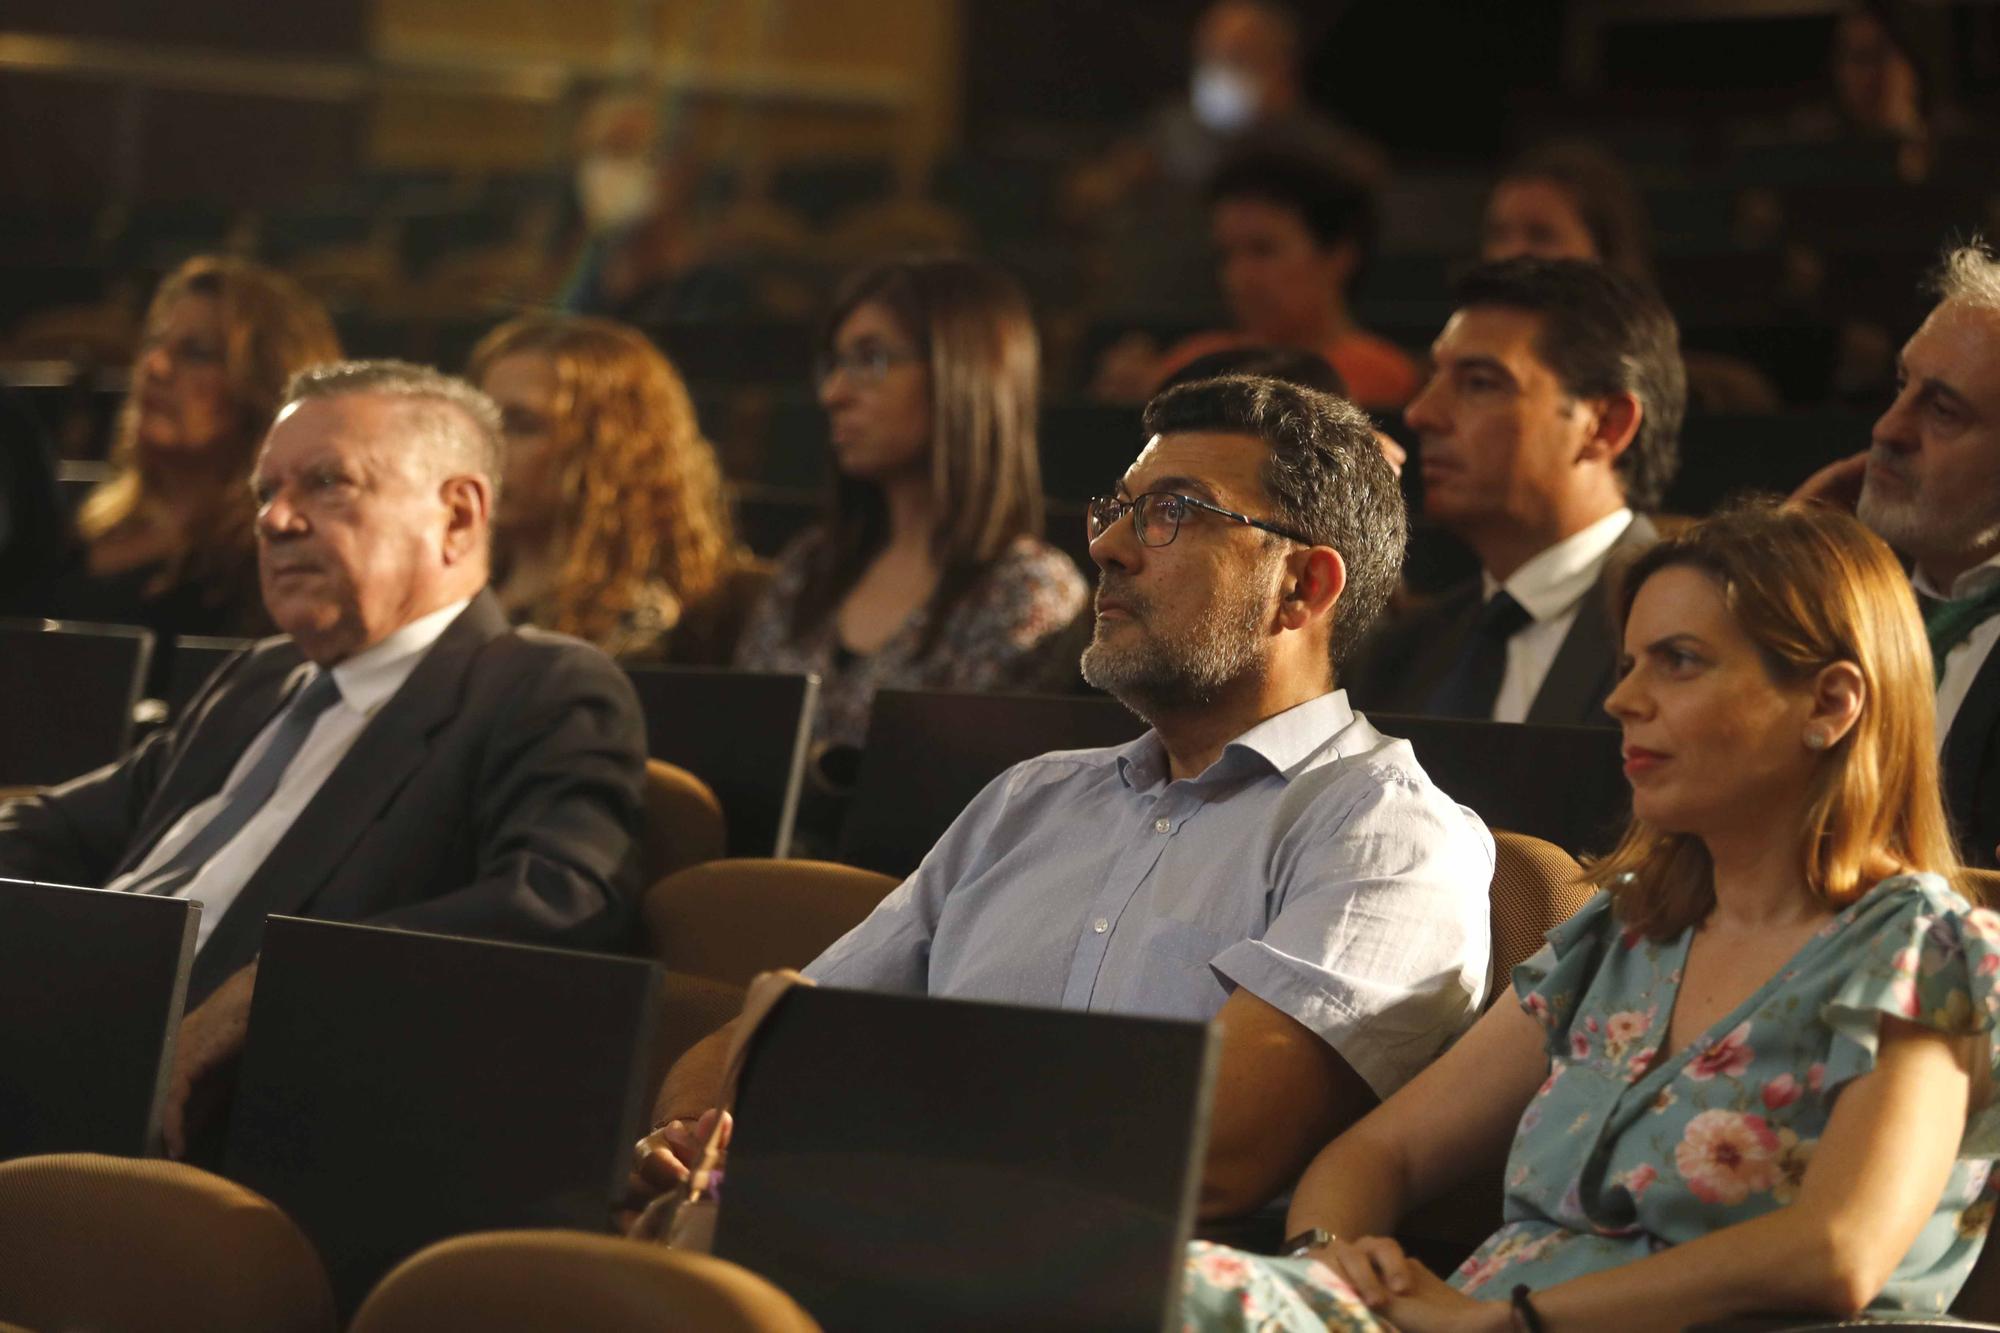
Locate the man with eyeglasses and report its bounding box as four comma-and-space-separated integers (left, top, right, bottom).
635, 375, 1491, 1229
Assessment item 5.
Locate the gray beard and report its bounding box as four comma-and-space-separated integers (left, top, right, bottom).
1859, 480, 2000, 574
1080, 582, 1271, 717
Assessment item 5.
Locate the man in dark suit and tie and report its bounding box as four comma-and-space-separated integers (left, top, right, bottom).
1343, 258, 1686, 727
1796, 242, 2000, 868
0, 359, 647, 1152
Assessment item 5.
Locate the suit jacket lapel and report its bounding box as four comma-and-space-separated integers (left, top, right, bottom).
1943, 639, 2000, 844
194, 594, 505, 970
1402, 583, 1483, 711
1528, 515, 1658, 727
109, 657, 311, 881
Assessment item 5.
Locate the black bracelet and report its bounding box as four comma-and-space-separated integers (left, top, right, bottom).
1510, 1284, 1547, 1333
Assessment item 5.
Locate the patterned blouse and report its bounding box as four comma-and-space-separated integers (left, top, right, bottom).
733, 529, 1088, 749
1181, 873, 2000, 1330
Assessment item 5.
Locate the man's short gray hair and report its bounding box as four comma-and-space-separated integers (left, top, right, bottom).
1933, 238, 2000, 314
281, 359, 504, 501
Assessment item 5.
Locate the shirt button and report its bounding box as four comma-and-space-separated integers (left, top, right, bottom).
1092, 918, 1109, 934
1154, 817, 1171, 833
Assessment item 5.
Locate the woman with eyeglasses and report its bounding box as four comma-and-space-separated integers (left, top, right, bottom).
734, 256, 1087, 755
43, 256, 342, 656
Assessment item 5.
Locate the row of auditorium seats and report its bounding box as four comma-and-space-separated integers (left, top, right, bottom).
0, 618, 1634, 871
0, 817, 1596, 1325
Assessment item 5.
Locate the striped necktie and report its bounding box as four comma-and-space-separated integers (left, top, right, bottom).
1923, 584, 2000, 685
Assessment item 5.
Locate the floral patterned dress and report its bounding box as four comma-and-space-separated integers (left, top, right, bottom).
733, 529, 1088, 749
1182, 874, 2000, 1330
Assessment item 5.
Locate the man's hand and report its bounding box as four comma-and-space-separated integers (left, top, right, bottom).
161, 962, 258, 1159
1790, 450, 1870, 513
617, 1107, 731, 1235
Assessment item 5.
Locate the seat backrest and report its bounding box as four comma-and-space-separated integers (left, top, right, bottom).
350, 1230, 821, 1333
162, 634, 253, 722
0, 1153, 333, 1333
0, 879, 198, 1159
641, 759, 726, 884
1372, 714, 1628, 857
1487, 830, 1593, 1001
840, 689, 1145, 878
0, 618, 152, 787
623, 666, 817, 858
225, 917, 663, 1317
642, 858, 898, 987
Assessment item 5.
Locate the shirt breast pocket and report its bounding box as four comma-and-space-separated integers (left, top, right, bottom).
1122, 918, 1236, 1020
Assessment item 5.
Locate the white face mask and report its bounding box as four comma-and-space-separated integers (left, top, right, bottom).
1191, 62, 1260, 133
576, 155, 657, 231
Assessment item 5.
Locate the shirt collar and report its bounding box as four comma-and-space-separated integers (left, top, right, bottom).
1912, 550, 2000, 602
324, 596, 473, 716
1482, 508, 1635, 622
1114, 689, 1356, 790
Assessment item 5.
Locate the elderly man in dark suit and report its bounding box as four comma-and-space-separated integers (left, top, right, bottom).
1343, 258, 1686, 727
1797, 241, 2000, 869
0, 359, 646, 1152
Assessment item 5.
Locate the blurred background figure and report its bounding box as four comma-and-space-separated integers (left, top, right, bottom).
38, 257, 341, 651
735, 256, 1086, 759
468, 313, 755, 663
1481, 140, 1654, 281
555, 89, 751, 325
1096, 150, 1415, 411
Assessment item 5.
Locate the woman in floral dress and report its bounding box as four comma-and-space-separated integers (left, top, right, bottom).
1185, 502, 1996, 1331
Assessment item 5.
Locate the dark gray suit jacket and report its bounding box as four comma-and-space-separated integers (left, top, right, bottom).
1343, 515, 1660, 729
1944, 644, 2000, 871
0, 591, 647, 1002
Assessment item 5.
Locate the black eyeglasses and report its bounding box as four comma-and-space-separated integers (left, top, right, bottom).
814, 344, 923, 385
1085, 491, 1314, 548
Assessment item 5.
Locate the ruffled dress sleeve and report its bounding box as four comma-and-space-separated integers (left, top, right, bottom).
1512, 889, 1619, 1055
1821, 874, 2000, 1155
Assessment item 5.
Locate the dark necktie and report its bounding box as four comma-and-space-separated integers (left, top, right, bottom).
1426, 591, 1533, 720
1923, 584, 2000, 684
129, 670, 344, 897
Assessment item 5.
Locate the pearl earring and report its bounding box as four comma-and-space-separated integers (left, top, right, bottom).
1805, 728, 1831, 750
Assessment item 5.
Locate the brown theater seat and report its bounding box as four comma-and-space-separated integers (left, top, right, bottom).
0, 1153, 333, 1333
350, 1231, 820, 1333
643, 858, 898, 987
642, 758, 727, 884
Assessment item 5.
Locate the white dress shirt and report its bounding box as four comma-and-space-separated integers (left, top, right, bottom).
108, 597, 473, 949
1481, 509, 1635, 725
1915, 554, 2000, 747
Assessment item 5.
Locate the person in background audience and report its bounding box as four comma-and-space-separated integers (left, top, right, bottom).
1481, 141, 1653, 284
0, 360, 645, 1158
1098, 150, 1418, 412
1185, 500, 1993, 1330
1068, 0, 1385, 213
636, 376, 1492, 1230
1344, 258, 1685, 727
734, 256, 1087, 753
1796, 240, 2000, 869
41, 256, 342, 650
1480, 141, 1782, 415
468, 314, 756, 663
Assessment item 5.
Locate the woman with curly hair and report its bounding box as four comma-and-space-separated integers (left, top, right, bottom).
1184, 502, 1999, 1330
47, 255, 341, 643
470, 313, 749, 661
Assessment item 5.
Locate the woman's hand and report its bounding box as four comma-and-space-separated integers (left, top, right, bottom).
1313, 1235, 1511, 1333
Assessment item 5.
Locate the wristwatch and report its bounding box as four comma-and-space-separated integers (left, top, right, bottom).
1281, 1226, 1335, 1257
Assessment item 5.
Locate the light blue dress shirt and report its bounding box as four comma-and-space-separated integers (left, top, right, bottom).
805, 690, 1494, 1096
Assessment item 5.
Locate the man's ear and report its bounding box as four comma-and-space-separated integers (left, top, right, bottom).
1577, 390, 1642, 468
1276, 545, 1345, 633
439, 475, 491, 565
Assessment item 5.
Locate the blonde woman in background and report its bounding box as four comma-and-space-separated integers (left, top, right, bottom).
469, 313, 751, 662
47, 256, 341, 645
